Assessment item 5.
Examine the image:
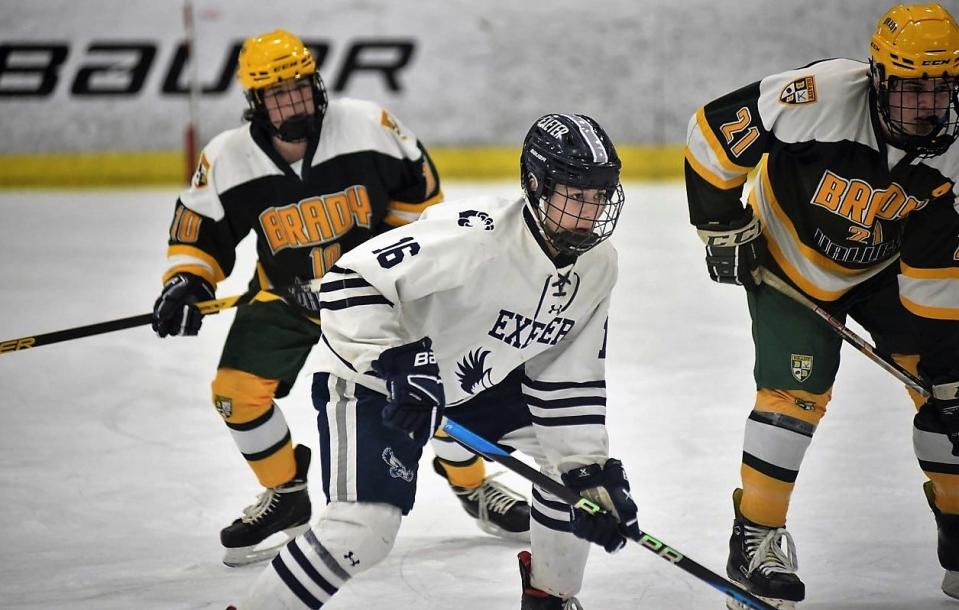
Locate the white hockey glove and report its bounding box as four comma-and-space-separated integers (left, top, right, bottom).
696, 206, 765, 291
562, 458, 640, 553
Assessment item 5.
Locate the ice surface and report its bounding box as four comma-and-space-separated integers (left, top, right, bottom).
0, 182, 946, 608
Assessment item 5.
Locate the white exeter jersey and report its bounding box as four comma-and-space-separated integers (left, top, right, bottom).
314, 195, 617, 469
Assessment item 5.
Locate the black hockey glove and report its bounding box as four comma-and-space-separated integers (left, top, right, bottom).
373, 337, 445, 446
562, 458, 640, 553
918, 377, 959, 456
152, 272, 215, 338
696, 206, 765, 291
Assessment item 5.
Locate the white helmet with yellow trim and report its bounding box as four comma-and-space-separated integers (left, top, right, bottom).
236, 29, 328, 142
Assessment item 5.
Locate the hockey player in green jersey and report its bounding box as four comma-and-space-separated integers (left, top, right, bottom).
151, 29, 529, 568
685, 3, 959, 608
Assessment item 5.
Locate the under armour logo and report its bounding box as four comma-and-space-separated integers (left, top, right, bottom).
548, 303, 564, 314
578, 467, 590, 476
344, 551, 360, 567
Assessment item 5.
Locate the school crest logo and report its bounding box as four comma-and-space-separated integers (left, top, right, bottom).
382, 447, 414, 482
456, 348, 494, 394
780, 76, 817, 105
457, 210, 494, 231
213, 395, 233, 418
192, 152, 210, 189
790, 354, 814, 383
380, 109, 411, 141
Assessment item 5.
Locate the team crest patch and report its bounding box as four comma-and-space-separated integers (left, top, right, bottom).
780, 76, 817, 105
790, 354, 813, 383
213, 395, 233, 418
457, 210, 494, 231
380, 110, 410, 141
192, 152, 210, 189
382, 447, 414, 482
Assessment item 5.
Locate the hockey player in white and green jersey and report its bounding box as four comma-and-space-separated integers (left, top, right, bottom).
684, 3, 959, 608
235, 113, 641, 610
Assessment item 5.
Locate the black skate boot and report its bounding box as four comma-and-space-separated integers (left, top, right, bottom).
220, 444, 312, 567
725, 488, 805, 609
433, 457, 531, 541
518, 550, 584, 609
924, 481, 959, 599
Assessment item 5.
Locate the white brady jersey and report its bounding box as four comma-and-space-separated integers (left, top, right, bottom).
314, 194, 618, 469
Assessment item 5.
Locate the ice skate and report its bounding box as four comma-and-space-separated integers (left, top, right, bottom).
220, 444, 312, 567
518, 550, 584, 609
433, 457, 531, 541
725, 489, 804, 610
924, 481, 959, 599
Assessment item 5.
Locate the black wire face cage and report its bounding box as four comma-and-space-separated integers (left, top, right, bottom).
536, 178, 625, 256
875, 72, 959, 157
245, 72, 328, 142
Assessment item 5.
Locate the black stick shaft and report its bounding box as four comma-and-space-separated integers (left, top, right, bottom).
440, 417, 778, 610
0, 289, 282, 356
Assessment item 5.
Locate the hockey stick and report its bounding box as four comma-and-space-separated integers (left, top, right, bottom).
0, 282, 318, 356
439, 417, 779, 610
757, 268, 931, 399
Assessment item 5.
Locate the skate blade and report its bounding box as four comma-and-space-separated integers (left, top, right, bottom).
725, 582, 797, 610
476, 519, 531, 543
222, 523, 310, 568
943, 570, 959, 599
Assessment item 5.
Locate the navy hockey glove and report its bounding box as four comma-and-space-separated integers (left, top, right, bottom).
152, 272, 215, 338
373, 338, 445, 446
918, 376, 959, 456
562, 458, 640, 553
696, 206, 765, 291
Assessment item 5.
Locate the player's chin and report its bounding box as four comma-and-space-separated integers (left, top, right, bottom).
909, 117, 943, 136
560, 229, 600, 248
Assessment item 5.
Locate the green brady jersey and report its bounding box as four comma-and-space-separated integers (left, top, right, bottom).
685, 57, 959, 376
163, 98, 442, 291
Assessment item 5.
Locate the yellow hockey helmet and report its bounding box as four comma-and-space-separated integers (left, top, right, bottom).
236, 29, 316, 91
236, 29, 328, 142
869, 4, 959, 156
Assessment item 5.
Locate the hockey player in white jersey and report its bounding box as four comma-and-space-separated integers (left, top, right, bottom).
233, 113, 640, 610
152, 29, 530, 568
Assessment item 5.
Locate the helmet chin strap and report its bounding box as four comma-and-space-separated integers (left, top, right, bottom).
274, 114, 319, 143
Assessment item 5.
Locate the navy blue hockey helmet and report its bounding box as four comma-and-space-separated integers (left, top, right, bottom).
521, 114, 625, 256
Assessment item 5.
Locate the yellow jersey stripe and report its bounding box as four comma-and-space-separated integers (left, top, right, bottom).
165, 244, 226, 283
694, 107, 754, 174
684, 146, 748, 190
899, 275, 959, 320
901, 261, 959, 281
